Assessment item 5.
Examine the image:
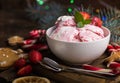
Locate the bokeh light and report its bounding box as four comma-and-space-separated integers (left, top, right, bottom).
70, 0, 75, 4
67, 7, 73, 13
45, 6, 49, 10
36, 0, 44, 5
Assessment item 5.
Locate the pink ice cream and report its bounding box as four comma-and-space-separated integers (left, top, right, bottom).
50, 26, 79, 42
78, 24, 104, 42
50, 16, 104, 42
55, 16, 76, 27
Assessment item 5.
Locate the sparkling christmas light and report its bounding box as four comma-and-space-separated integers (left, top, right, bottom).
45, 6, 49, 10
102, 16, 107, 22
36, 0, 44, 5
95, 9, 100, 13
67, 7, 73, 13
70, 0, 75, 4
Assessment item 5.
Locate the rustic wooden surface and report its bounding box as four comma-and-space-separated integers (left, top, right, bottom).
32, 51, 120, 83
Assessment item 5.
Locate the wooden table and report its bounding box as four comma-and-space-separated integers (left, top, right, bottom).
32, 50, 120, 83
0, 50, 119, 83
0, 10, 120, 83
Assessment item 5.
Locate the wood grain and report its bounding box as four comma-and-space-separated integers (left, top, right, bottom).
33, 51, 119, 83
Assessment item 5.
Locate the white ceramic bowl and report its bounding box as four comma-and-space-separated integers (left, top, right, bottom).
46, 26, 111, 64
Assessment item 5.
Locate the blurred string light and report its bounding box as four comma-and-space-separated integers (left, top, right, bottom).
95, 9, 107, 22
70, 0, 75, 4
68, 7, 73, 13
45, 6, 49, 10
36, 0, 50, 10
95, 9, 100, 13
101, 16, 107, 22
36, 0, 45, 5
36, 0, 75, 13
67, 0, 75, 13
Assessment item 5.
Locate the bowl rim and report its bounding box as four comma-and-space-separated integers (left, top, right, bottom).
46, 26, 111, 44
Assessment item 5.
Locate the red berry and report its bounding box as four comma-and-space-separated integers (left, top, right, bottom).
14, 58, 26, 69
29, 50, 42, 63
80, 12, 90, 20
17, 65, 32, 76
91, 16, 102, 27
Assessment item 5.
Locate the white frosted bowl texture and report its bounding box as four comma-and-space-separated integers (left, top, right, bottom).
46, 26, 110, 64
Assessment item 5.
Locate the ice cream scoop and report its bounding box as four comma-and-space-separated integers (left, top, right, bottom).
50, 16, 105, 42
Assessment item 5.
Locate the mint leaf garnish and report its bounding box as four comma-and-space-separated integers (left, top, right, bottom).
77, 22, 84, 28
74, 10, 91, 28
83, 19, 91, 24
74, 11, 84, 23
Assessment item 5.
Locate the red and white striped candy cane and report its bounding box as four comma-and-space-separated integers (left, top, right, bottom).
82, 64, 112, 73
23, 39, 37, 45
30, 29, 46, 38
30, 29, 40, 38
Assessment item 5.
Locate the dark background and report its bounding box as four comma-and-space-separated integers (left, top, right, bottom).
0, 0, 119, 45
0, 0, 120, 27
0, 0, 119, 46
0, 0, 120, 10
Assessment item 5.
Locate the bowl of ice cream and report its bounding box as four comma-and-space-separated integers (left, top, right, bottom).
46, 13, 111, 64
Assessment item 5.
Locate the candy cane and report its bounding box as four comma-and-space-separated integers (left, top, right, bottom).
82, 64, 112, 73
29, 29, 40, 38
23, 39, 37, 45
30, 29, 46, 38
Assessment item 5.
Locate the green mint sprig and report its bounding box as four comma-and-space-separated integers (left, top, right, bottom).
74, 10, 91, 28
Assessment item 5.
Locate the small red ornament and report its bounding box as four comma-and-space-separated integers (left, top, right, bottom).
23, 39, 37, 45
